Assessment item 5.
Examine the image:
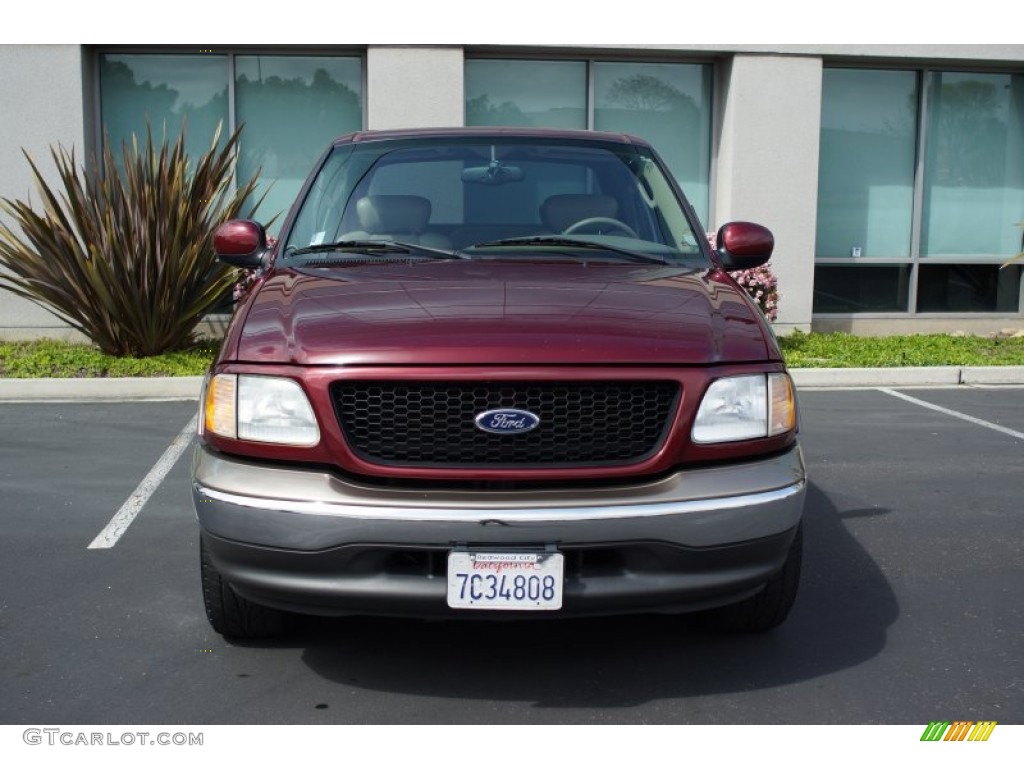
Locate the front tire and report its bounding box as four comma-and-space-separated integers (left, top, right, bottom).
200, 536, 288, 639
701, 524, 803, 632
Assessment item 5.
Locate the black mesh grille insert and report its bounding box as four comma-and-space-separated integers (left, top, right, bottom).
331, 380, 680, 467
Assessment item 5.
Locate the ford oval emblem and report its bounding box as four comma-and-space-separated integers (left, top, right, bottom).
475, 409, 540, 435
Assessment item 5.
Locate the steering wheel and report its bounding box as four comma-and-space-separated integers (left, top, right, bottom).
562, 217, 639, 239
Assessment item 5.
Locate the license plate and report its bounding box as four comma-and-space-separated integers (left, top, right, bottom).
446, 550, 564, 611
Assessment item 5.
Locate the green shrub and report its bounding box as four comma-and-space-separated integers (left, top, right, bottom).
0, 339, 216, 378
0, 124, 261, 357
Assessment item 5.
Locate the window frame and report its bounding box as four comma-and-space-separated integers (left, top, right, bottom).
815, 62, 1024, 318
463, 52, 716, 227
91, 45, 367, 189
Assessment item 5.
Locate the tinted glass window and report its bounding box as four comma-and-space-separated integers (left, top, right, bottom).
283, 138, 706, 265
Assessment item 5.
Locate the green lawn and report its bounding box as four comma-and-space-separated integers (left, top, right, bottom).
2, 333, 1024, 377
778, 331, 1024, 368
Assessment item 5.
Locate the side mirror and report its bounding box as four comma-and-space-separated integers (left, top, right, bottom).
214, 220, 271, 269
714, 221, 774, 271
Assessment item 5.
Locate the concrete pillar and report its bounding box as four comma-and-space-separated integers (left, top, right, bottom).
714, 54, 822, 334
366, 47, 464, 130
0, 45, 90, 340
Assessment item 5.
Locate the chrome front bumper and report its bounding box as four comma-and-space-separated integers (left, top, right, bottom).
192, 445, 806, 617
193, 445, 806, 550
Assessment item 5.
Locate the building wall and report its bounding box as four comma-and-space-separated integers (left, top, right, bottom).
714, 55, 822, 334
0, 45, 91, 340
521, 44, 1024, 64
2, 44, 1023, 341
367, 46, 464, 129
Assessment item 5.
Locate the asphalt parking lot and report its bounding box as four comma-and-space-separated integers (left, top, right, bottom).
0, 387, 1021, 725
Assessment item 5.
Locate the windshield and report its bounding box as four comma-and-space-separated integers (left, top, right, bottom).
282, 137, 708, 267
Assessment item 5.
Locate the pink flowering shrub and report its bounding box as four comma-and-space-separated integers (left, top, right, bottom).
731, 264, 779, 322
707, 231, 780, 322
232, 235, 276, 303
232, 267, 262, 302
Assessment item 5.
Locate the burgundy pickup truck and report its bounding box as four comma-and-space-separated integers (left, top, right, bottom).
194, 127, 806, 638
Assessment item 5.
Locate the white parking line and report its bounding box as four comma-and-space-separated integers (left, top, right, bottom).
88, 414, 197, 550
879, 388, 1024, 441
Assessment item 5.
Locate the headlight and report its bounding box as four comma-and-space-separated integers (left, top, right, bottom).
204, 374, 320, 446
692, 373, 795, 444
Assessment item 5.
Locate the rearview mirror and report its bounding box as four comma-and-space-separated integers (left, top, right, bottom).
461, 161, 524, 185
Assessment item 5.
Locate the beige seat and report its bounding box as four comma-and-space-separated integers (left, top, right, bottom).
341, 195, 452, 250
540, 194, 620, 233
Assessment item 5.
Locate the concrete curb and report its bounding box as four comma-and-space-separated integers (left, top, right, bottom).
1, 368, 1023, 402
0, 376, 203, 401
960, 366, 1024, 385
791, 366, 1024, 389
791, 367, 961, 388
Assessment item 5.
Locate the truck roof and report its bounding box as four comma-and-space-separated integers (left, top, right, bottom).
334, 126, 652, 147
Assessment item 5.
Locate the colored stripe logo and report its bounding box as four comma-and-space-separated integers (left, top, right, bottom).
920, 721, 997, 741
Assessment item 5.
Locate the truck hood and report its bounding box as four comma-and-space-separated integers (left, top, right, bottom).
230, 262, 769, 366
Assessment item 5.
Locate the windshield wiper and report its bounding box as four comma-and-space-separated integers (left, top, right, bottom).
286, 239, 467, 260
467, 236, 668, 265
